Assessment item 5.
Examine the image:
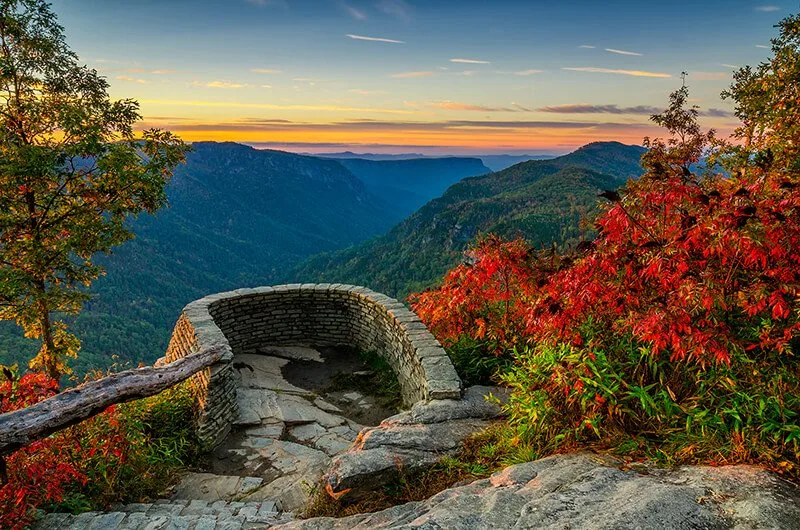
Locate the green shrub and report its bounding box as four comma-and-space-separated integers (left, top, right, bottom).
500, 333, 800, 476
49, 382, 200, 511
445, 337, 513, 386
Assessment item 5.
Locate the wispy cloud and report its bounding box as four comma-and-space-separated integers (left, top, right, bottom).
562, 67, 671, 78
428, 100, 521, 112
496, 69, 543, 76
246, 0, 288, 7
377, 0, 411, 20
150, 69, 175, 75
140, 99, 417, 114
450, 58, 491, 64
193, 80, 248, 89
756, 44, 770, 48
605, 48, 643, 56
536, 103, 731, 119
700, 108, 734, 118
251, 68, 282, 74
344, 4, 367, 19
115, 75, 149, 84
539, 104, 660, 115
755, 5, 780, 11
349, 88, 388, 95
261, 85, 273, 89
578, 45, 596, 49
346, 33, 405, 43
390, 71, 434, 78
292, 77, 316, 87
150, 118, 653, 133
720, 63, 739, 69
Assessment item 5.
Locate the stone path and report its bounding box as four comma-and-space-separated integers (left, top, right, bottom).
177, 346, 382, 512
36, 499, 290, 529
35, 346, 394, 529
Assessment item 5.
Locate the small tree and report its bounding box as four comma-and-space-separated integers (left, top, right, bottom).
0, 0, 188, 381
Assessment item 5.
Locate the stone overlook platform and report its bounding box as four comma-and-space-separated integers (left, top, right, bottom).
35, 285, 508, 529
166, 284, 463, 449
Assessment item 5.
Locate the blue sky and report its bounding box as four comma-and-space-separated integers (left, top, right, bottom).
50, 0, 787, 154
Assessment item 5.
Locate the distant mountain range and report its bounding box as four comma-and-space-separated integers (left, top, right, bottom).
0, 142, 399, 372
0, 140, 646, 373
315, 152, 555, 172
336, 157, 490, 217
289, 142, 646, 298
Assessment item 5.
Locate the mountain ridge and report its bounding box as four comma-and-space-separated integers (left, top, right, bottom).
335, 157, 491, 218
289, 141, 647, 298
0, 142, 398, 372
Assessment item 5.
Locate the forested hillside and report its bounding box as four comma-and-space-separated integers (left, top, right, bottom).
335, 157, 490, 218
0, 142, 396, 372
317, 152, 553, 172
290, 142, 645, 298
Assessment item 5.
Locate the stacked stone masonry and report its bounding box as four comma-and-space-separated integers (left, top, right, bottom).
165, 284, 462, 448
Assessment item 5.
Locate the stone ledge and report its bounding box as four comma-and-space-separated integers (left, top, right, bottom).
322, 385, 507, 502
279, 453, 800, 530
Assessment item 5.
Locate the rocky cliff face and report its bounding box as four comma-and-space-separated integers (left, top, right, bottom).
278, 453, 800, 530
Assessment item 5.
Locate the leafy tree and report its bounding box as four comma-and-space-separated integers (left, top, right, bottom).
0, 0, 188, 381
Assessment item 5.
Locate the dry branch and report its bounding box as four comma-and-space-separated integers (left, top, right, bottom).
0, 346, 224, 455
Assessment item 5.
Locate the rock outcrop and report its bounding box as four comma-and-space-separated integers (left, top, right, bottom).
281, 453, 800, 530
323, 386, 509, 501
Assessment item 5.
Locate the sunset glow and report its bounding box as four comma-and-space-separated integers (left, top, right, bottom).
51, 0, 783, 154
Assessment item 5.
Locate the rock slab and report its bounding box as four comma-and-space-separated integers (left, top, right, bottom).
282, 453, 800, 530
323, 386, 508, 501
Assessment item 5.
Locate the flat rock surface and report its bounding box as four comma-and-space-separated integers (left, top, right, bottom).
36, 347, 513, 528
183, 346, 376, 512
280, 453, 800, 530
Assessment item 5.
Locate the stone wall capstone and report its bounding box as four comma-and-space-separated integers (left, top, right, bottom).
165, 284, 462, 448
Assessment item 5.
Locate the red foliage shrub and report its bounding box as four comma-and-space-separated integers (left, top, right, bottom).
414, 85, 800, 367
0, 373, 142, 529
527, 91, 800, 364
0, 374, 86, 530
410, 21, 800, 468
410, 235, 545, 353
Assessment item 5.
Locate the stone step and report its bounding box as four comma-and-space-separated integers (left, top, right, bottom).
33, 499, 291, 530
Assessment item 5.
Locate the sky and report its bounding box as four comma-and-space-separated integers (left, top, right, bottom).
50, 0, 789, 155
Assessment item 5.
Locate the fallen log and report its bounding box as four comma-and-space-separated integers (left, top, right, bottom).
0, 345, 225, 455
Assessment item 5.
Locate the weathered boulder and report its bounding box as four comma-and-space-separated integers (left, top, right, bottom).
386, 385, 510, 425
322, 386, 508, 501
280, 453, 800, 529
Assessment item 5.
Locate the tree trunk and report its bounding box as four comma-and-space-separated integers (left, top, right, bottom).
38, 303, 59, 383
34, 280, 60, 384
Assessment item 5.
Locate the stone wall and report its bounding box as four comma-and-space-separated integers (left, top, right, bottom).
165, 284, 462, 448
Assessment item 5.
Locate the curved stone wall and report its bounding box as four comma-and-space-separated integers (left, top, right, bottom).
165, 284, 462, 448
